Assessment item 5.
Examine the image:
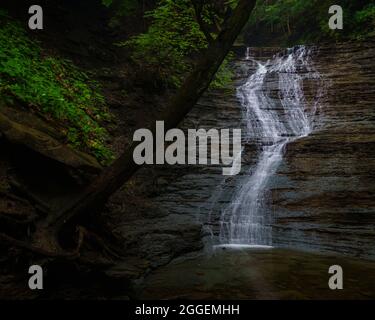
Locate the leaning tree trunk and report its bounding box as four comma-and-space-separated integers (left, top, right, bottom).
31, 0, 257, 253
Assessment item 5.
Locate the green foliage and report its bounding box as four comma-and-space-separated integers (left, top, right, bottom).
102, 0, 138, 11
246, 0, 375, 44
102, 0, 140, 27
119, 0, 234, 89
101, 0, 114, 7
211, 52, 235, 89
0, 15, 113, 163
353, 3, 375, 39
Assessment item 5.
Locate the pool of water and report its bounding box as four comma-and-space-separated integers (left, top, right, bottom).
136, 248, 375, 300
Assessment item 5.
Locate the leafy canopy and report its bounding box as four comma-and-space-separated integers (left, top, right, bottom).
116, 0, 236, 89
246, 0, 375, 43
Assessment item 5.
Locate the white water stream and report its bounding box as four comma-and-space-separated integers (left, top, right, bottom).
219, 46, 321, 247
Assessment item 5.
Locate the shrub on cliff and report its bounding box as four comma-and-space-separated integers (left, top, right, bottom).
0, 11, 113, 163
113, 0, 235, 89
244, 0, 375, 45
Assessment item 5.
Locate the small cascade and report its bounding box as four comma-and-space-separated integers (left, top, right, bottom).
245, 47, 251, 60
219, 46, 321, 247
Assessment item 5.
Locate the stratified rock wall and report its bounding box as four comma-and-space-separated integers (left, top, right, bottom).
272, 42, 375, 258
114, 42, 375, 269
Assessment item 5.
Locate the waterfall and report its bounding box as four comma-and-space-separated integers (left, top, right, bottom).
218, 46, 321, 247
245, 47, 251, 60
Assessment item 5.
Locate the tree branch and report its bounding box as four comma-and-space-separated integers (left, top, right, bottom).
47, 0, 258, 236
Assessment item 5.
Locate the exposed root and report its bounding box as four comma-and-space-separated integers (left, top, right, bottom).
0, 233, 77, 258
0, 190, 32, 206
0, 212, 38, 226
82, 229, 122, 259
8, 176, 51, 214
0, 225, 121, 261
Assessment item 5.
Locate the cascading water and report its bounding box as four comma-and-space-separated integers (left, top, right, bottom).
218, 46, 321, 247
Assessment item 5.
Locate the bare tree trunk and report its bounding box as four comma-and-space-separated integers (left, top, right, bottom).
34, 0, 258, 251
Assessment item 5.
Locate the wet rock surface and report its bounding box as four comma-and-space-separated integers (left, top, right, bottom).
272, 42, 375, 258
108, 87, 244, 274
114, 42, 375, 276
0, 104, 101, 214
0, 106, 102, 173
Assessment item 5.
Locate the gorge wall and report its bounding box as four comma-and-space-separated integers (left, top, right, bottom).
272, 42, 375, 258
110, 41, 375, 280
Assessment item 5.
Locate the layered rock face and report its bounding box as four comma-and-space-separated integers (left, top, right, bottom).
272, 42, 375, 258
110, 78, 245, 272
113, 42, 375, 273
